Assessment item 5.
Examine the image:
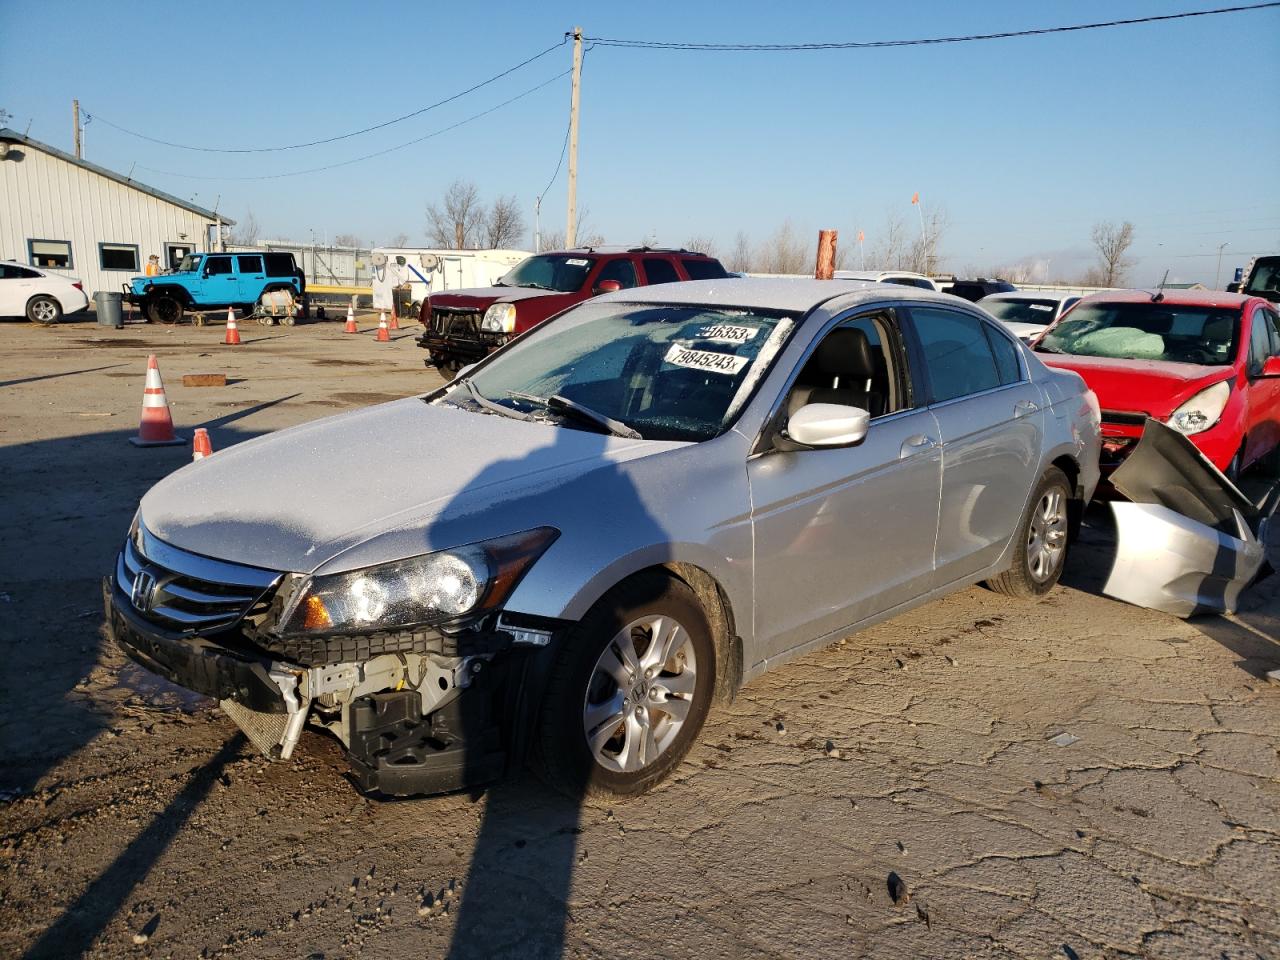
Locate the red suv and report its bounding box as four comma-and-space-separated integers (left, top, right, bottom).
416, 247, 729, 370
1033, 290, 1280, 477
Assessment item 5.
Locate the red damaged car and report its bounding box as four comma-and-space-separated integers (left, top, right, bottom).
416, 247, 729, 371
1033, 290, 1280, 477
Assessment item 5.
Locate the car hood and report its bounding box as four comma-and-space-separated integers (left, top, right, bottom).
1036, 353, 1234, 418
429, 286, 572, 309
138, 398, 679, 575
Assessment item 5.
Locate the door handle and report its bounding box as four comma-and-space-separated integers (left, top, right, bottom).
1015, 399, 1039, 416
900, 434, 938, 458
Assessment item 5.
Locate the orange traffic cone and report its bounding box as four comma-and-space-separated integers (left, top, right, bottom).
389, 303, 400, 330
224, 306, 241, 345
129, 355, 185, 447
375, 310, 390, 342
344, 304, 358, 334
192, 428, 213, 461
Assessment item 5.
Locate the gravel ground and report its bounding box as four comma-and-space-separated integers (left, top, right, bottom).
1, 314, 1277, 960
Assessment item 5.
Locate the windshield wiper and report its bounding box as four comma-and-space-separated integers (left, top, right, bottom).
518, 282, 556, 291
460, 379, 532, 421
507, 391, 641, 439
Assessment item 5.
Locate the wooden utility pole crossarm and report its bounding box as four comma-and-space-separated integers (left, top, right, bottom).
566, 27, 583, 249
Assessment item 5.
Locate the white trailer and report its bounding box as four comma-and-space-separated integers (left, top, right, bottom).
369, 247, 531, 313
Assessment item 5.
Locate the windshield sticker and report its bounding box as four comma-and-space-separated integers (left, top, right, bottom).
565, 258, 590, 266
1029, 303, 1054, 312
695, 323, 759, 343
664, 344, 749, 375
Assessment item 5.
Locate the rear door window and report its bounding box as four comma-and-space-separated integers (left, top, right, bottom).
910, 307, 1003, 403
204, 256, 234, 275
237, 255, 264, 274
984, 324, 1023, 384
642, 258, 680, 285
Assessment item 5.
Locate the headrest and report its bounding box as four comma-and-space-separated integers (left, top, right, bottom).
817, 327, 877, 378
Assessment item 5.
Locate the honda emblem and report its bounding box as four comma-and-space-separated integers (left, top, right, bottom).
131, 570, 159, 613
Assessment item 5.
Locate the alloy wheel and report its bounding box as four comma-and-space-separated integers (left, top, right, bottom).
583, 615, 698, 774
1026, 488, 1067, 582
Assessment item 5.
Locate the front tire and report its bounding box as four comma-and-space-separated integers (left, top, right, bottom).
27, 295, 62, 324
146, 294, 183, 325
534, 572, 715, 799
985, 466, 1073, 599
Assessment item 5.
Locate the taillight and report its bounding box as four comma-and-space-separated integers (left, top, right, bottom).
419, 297, 430, 322
73, 282, 84, 291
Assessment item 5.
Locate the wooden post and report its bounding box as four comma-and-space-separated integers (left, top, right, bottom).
815, 230, 838, 279
566, 27, 584, 248
73, 99, 82, 159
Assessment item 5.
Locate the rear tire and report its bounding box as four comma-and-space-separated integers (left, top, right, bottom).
27, 295, 62, 324
534, 572, 715, 799
986, 466, 1073, 599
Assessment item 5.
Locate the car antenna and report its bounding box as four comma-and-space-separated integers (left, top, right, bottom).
1151, 270, 1169, 303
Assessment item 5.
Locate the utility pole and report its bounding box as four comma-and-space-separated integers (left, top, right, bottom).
1215, 241, 1229, 290
565, 26, 583, 249
72, 99, 82, 159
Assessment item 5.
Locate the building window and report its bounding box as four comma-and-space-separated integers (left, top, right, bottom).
99, 242, 140, 272
28, 239, 73, 269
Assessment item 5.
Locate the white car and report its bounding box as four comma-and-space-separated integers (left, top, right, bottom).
0, 260, 90, 323
979, 291, 1081, 342
832, 270, 939, 291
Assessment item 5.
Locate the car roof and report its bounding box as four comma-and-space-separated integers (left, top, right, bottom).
834, 270, 931, 280
1074, 288, 1253, 309
546, 247, 716, 259
597, 277, 960, 313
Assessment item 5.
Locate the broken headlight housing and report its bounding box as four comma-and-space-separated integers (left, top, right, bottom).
1167, 380, 1230, 436
276, 528, 558, 636
480, 302, 517, 334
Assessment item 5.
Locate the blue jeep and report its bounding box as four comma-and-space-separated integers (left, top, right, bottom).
124, 251, 306, 324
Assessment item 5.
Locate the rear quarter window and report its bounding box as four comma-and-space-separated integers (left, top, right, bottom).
264, 253, 297, 277
642, 258, 681, 285
681, 258, 729, 281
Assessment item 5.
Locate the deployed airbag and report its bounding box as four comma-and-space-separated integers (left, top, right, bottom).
1103, 420, 1268, 617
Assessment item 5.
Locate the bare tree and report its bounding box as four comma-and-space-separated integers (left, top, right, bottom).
386, 232, 410, 248
541, 205, 604, 251
684, 235, 717, 257
757, 221, 811, 275
485, 195, 526, 249
1091, 220, 1136, 286
333, 232, 361, 248
725, 231, 753, 272
868, 212, 909, 270
230, 210, 261, 246
426, 180, 486, 249
0, 108, 11, 127
906, 207, 949, 275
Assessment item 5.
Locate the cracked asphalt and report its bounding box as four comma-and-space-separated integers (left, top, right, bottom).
1, 317, 1277, 959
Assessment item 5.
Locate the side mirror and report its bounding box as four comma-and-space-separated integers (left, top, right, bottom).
784, 403, 870, 448
1262, 356, 1280, 378
593, 279, 622, 295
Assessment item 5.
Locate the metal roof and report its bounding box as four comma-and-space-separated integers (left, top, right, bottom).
0, 128, 234, 225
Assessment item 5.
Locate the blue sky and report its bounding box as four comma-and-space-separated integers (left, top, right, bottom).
2, 1, 1277, 284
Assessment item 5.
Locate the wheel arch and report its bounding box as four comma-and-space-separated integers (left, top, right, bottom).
145, 284, 194, 306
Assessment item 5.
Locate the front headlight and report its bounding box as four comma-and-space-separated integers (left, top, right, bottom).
480, 302, 516, 334
277, 527, 558, 636
1168, 380, 1231, 435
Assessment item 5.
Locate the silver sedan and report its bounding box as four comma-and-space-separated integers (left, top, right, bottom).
110, 279, 1102, 797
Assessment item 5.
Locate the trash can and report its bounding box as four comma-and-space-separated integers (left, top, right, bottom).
94, 291, 124, 328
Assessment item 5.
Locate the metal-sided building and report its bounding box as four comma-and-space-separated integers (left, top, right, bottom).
0, 128, 232, 297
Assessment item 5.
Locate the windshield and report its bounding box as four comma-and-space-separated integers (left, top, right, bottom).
499, 254, 596, 292
452, 302, 795, 441
983, 299, 1060, 323
1244, 259, 1280, 297
177, 254, 202, 273
1036, 302, 1239, 365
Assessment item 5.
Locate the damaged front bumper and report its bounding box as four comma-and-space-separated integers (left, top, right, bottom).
104, 575, 559, 795
1102, 420, 1272, 617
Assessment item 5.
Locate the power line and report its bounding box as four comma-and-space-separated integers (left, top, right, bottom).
584, 3, 1280, 50
134, 69, 571, 182
85, 38, 568, 154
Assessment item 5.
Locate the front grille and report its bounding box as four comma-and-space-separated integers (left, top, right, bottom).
117, 526, 282, 634
431, 308, 482, 338
1101, 409, 1149, 426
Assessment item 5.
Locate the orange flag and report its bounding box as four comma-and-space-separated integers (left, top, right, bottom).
857, 230, 865, 242
911, 192, 920, 205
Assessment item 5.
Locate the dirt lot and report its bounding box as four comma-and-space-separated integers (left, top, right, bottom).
1, 314, 1277, 960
